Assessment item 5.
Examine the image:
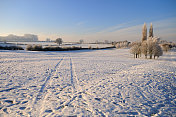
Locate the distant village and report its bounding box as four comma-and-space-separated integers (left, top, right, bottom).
0, 34, 38, 42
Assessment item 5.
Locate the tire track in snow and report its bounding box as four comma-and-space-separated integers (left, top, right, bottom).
39, 57, 65, 116
70, 57, 76, 90
56, 56, 103, 116
56, 57, 85, 108
30, 57, 64, 116
70, 57, 96, 115
55, 57, 80, 113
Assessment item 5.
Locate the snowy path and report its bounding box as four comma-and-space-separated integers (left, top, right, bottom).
0, 49, 176, 116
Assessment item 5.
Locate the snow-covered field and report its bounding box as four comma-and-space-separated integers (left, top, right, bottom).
0, 49, 176, 117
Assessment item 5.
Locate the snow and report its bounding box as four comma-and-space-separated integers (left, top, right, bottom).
0, 49, 176, 116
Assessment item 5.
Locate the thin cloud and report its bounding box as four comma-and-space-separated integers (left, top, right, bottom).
82, 17, 176, 42
76, 21, 86, 26
38, 17, 176, 42
97, 20, 138, 33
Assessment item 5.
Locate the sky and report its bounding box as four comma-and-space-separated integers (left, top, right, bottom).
0, 0, 176, 42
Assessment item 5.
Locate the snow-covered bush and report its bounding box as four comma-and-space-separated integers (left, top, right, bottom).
115, 41, 131, 49
26, 44, 42, 51
33, 44, 42, 51
88, 46, 92, 49
26, 44, 33, 50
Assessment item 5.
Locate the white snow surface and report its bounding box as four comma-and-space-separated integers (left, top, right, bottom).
0, 49, 176, 117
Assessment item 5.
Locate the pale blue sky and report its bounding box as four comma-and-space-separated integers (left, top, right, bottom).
0, 0, 176, 42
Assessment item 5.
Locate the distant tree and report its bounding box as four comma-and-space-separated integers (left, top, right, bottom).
3, 40, 7, 43
112, 41, 117, 45
79, 39, 84, 44
142, 23, 147, 42
56, 38, 63, 46
46, 38, 51, 42
161, 44, 170, 52
149, 23, 154, 37
104, 40, 109, 44
115, 43, 120, 49
95, 40, 99, 44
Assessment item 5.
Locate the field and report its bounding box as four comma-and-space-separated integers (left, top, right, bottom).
0, 49, 176, 116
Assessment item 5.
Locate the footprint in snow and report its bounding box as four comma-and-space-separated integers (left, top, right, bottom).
45, 109, 53, 113
21, 100, 28, 104
19, 107, 26, 110
3, 108, 8, 114
4, 100, 13, 104
95, 98, 102, 101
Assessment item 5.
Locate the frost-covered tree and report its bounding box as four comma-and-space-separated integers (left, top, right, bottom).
130, 43, 141, 58
147, 37, 155, 59
161, 44, 170, 52
141, 41, 148, 58
142, 23, 147, 42
115, 41, 131, 49
115, 43, 120, 48
149, 23, 153, 37
153, 44, 163, 59
131, 23, 164, 59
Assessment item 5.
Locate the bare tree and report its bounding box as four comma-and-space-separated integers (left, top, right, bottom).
56, 38, 63, 46
149, 23, 153, 37
95, 40, 99, 44
104, 40, 109, 44
142, 23, 147, 42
